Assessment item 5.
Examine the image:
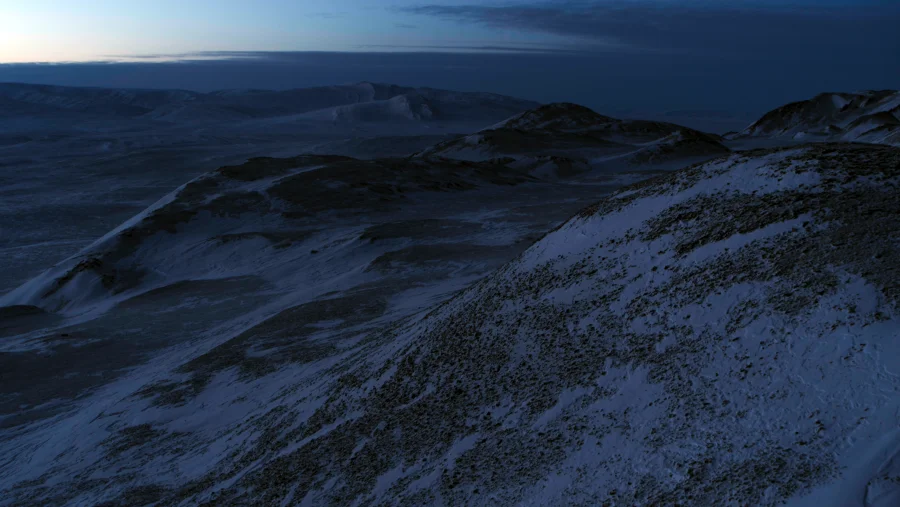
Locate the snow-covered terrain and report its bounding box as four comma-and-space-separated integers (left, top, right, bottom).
0, 83, 537, 296
2, 85, 899, 506
734, 90, 900, 146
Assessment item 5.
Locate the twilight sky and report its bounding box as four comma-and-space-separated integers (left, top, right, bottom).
1, 0, 565, 62
1, 0, 897, 121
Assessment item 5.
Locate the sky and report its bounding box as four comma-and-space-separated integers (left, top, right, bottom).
0, 0, 567, 62
1, 0, 898, 119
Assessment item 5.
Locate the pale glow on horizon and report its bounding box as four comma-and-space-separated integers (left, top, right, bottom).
0, 0, 888, 63
0, 0, 544, 63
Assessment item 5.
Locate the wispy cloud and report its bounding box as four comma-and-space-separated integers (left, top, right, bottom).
394, 23, 418, 29
100, 52, 262, 63
105, 45, 595, 63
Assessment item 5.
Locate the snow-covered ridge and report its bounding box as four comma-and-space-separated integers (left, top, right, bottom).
1, 153, 581, 315
7, 97, 736, 316
737, 90, 900, 146
1, 96, 729, 318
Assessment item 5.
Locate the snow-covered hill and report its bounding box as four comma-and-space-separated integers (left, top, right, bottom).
736, 90, 900, 146
416, 103, 730, 169
4, 102, 716, 317
187, 143, 898, 506
3, 141, 898, 506
0, 154, 570, 315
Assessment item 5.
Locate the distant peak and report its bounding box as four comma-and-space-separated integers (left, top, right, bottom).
535, 102, 598, 113
493, 102, 613, 131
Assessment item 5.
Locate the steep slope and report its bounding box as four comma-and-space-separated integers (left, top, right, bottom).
738, 90, 900, 146
4, 143, 898, 506
416, 102, 730, 168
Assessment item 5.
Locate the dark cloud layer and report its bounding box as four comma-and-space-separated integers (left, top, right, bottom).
355, 45, 588, 54
404, 1, 900, 58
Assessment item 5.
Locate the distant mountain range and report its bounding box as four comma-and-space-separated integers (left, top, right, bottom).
0, 81, 539, 123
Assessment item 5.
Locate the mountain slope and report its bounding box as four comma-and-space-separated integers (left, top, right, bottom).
1, 154, 548, 314
4, 143, 898, 506
416, 102, 730, 168
738, 90, 900, 146
202, 143, 899, 506
5, 101, 724, 316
